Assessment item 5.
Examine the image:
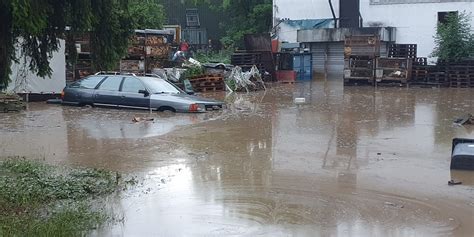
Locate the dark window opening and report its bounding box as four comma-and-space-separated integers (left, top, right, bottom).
438, 11, 458, 24
339, 0, 361, 28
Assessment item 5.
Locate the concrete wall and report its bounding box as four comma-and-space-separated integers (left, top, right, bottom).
274, 0, 474, 59
298, 27, 396, 42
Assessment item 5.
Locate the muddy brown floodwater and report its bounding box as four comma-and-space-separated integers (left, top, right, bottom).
1, 80, 473, 237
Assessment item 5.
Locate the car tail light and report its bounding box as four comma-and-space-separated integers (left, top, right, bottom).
189, 103, 199, 112
61, 90, 65, 99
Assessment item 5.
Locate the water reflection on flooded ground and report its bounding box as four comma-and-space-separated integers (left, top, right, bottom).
1, 80, 473, 236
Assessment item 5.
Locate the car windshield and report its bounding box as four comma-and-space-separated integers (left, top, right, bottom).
139, 77, 182, 94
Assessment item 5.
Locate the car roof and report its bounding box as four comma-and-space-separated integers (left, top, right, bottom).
86, 74, 165, 81
137, 76, 164, 81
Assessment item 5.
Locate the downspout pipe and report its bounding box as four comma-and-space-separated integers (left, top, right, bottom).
328, 0, 337, 28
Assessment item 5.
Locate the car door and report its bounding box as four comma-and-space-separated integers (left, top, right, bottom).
64, 76, 106, 104
93, 76, 124, 107
119, 76, 150, 109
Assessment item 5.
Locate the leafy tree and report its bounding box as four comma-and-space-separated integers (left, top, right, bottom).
90, 0, 133, 71
0, 0, 133, 89
432, 11, 474, 61
185, 0, 272, 47
129, 0, 166, 29
0, 0, 15, 90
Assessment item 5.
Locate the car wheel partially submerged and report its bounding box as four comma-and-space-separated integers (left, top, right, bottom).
158, 106, 176, 113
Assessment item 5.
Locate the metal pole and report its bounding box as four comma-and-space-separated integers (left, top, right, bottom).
328, 0, 337, 28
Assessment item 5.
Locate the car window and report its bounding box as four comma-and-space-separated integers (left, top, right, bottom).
121, 77, 146, 93
98, 76, 123, 91
74, 76, 105, 89
138, 77, 181, 94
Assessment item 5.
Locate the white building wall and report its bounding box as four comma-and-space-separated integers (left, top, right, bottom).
274, 0, 338, 43
361, 1, 474, 59
274, 0, 474, 59
278, 23, 303, 43
274, 0, 338, 21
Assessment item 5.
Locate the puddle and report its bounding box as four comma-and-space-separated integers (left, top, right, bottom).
1, 80, 474, 236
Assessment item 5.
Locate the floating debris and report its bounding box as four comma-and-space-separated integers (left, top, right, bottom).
0, 93, 26, 113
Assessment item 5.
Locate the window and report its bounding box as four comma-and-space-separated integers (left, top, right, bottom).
72, 76, 105, 89
98, 76, 123, 91
438, 11, 458, 24
121, 77, 146, 93
138, 77, 181, 94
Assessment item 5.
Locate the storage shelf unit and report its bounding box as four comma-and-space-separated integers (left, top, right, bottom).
375, 57, 412, 84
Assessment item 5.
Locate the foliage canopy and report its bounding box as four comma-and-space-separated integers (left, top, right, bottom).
0, 0, 165, 89
432, 11, 474, 61
187, 0, 272, 47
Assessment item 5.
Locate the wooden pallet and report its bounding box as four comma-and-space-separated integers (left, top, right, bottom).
344, 78, 375, 86
413, 57, 428, 66
189, 77, 222, 82
411, 64, 430, 82
448, 66, 474, 87
408, 82, 446, 88
231, 53, 262, 65
194, 86, 225, 92
188, 75, 226, 92
375, 81, 408, 87
389, 44, 417, 58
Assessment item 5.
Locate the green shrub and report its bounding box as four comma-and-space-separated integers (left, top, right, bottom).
432, 11, 474, 61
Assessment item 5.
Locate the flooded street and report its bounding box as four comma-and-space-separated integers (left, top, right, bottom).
1, 80, 473, 236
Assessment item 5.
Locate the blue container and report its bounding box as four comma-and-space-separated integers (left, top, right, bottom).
293, 53, 312, 81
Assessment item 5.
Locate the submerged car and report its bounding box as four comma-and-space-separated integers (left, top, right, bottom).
62, 73, 224, 113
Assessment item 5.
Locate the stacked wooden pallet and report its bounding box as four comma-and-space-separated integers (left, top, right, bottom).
231, 53, 265, 72
428, 71, 449, 87
343, 35, 381, 85
343, 55, 376, 85
344, 35, 381, 58
375, 58, 412, 85
121, 32, 171, 74
410, 59, 474, 88
389, 44, 417, 59
448, 66, 474, 88
410, 58, 449, 87
188, 75, 226, 92
411, 66, 429, 82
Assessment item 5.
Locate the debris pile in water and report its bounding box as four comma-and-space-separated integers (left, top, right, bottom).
227, 65, 266, 92
0, 93, 26, 113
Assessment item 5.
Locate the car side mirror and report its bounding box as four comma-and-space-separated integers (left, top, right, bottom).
138, 89, 149, 97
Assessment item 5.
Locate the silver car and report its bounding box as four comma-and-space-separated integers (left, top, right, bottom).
62, 74, 225, 113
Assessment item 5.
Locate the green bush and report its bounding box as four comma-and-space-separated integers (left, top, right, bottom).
432, 11, 474, 61
183, 66, 205, 79
0, 158, 119, 236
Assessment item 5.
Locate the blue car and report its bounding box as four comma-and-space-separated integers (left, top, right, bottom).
62, 73, 225, 113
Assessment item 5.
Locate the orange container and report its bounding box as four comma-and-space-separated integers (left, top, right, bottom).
272, 40, 279, 53
276, 70, 296, 82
